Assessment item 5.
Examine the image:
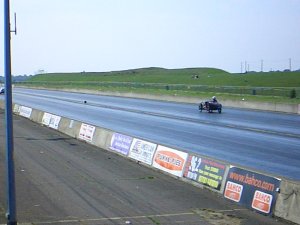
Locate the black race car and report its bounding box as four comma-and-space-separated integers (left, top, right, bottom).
0, 87, 4, 94
199, 100, 222, 113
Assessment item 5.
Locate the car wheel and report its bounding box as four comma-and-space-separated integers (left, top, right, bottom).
199, 103, 203, 112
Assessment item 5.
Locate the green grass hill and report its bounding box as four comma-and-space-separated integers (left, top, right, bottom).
27, 67, 300, 87
20, 67, 300, 103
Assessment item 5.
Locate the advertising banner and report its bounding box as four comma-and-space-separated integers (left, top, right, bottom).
13, 104, 20, 113
79, 123, 95, 142
19, 106, 32, 118
224, 166, 281, 215
110, 133, 133, 156
42, 113, 61, 130
49, 115, 61, 129
153, 145, 188, 177
42, 112, 52, 126
128, 138, 157, 165
183, 155, 226, 191
224, 181, 243, 202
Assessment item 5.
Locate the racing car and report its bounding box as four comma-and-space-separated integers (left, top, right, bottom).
199, 96, 222, 113
0, 87, 4, 94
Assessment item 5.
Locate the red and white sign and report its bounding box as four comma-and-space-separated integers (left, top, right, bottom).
224, 181, 243, 202
251, 190, 273, 214
79, 123, 95, 142
152, 145, 188, 177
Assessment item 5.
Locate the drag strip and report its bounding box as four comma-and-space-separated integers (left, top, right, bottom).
12, 91, 300, 139
8, 88, 300, 180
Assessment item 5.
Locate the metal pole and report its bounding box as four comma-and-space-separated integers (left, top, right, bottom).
4, 0, 17, 224
240, 62, 243, 73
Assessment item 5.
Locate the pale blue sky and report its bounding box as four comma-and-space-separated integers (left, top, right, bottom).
1, 0, 300, 75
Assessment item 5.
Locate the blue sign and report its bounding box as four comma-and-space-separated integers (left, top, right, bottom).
110, 133, 133, 156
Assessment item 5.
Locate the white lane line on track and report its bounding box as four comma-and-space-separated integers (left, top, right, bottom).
2, 209, 248, 225
12, 212, 195, 224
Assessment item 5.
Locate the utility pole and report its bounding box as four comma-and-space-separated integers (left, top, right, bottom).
289, 58, 292, 71
4, 0, 17, 224
245, 61, 247, 73
241, 62, 243, 73
261, 60, 264, 72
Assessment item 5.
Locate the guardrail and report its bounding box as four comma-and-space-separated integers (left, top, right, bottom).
3, 101, 298, 224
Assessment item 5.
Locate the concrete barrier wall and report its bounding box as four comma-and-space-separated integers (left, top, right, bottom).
92, 127, 114, 150
30, 109, 44, 123
275, 103, 299, 114
60, 88, 300, 114
221, 99, 299, 114
58, 118, 82, 139
1, 100, 299, 224
275, 179, 300, 224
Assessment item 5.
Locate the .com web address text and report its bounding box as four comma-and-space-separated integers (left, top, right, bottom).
229, 172, 275, 192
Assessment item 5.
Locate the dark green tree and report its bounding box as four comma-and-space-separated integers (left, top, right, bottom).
290, 89, 296, 98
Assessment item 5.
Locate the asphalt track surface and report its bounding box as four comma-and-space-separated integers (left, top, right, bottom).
0, 109, 289, 225
8, 88, 300, 181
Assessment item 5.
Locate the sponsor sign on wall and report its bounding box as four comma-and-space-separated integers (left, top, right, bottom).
153, 145, 188, 177
79, 123, 95, 142
42, 113, 52, 126
252, 190, 273, 214
224, 181, 243, 202
13, 104, 20, 113
49, 115, 61, 129
42, 113, 61, 130
224, 166, 281, 215
110, 133, 133, 156
19, 106, 32, 118
183, 155, 226, 191
128, 138, 157, 165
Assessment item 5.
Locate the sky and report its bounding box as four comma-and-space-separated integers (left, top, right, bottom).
1, 0, 300, 76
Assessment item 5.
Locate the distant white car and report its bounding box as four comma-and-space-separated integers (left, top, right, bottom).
0, 87, 4, 94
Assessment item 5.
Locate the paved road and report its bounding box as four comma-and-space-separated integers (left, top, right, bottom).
8, 88, 300, 180
0, 110, 288, 224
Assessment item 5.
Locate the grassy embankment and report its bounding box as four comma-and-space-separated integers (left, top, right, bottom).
20, 67, 300, 103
